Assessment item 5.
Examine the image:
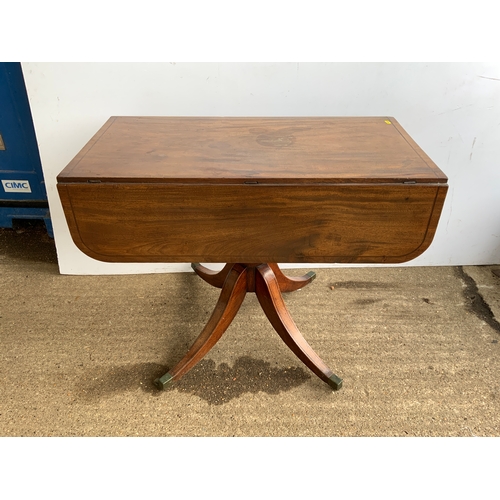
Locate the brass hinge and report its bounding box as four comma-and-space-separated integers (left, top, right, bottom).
0, 133, 5, 150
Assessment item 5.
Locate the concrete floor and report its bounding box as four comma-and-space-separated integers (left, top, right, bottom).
1, 221, 500, 436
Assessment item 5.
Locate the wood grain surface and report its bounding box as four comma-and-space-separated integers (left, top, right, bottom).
58, 117, 447, 184
57, 116, 448, 264
58, 182, 447, 263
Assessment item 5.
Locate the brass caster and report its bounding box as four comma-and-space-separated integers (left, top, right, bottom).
305, 271, 317, 281
154, 373, 174, 390
327, 373, 343, 391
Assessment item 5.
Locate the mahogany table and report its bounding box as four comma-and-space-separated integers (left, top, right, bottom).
57, 117, 448, 391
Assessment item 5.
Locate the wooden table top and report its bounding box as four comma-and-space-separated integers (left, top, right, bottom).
58, 116, 447, 185
57, 116, 448, 264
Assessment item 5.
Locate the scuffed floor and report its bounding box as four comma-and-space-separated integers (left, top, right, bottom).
1, 224, 499, 436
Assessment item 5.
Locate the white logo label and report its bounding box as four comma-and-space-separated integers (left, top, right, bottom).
2, 180, 32, 193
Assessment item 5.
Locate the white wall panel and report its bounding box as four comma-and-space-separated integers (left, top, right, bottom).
22, 62, 500, 274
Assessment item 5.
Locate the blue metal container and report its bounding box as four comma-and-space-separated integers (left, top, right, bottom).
0, 62, 52, 236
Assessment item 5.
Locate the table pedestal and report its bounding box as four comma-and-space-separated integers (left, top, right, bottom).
154, 263, 343, 391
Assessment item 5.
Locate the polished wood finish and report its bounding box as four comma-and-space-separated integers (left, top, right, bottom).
57, 117, 447, 264
267, 263, 316, 293
255, 264, 341, 389
155, 263, 342, 390
57, 116, 448, 391
57, 183, 446, 264
191, 263, 233, 288
165, 264, 248, 382
58, 117, 446, 184
191, 262, 316, 292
